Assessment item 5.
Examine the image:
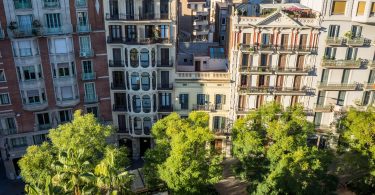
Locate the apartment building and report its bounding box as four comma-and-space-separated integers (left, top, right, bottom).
0, 0, 111, 179
175, 42, 231, 156
104, 0, 177, 159
179, 0, 212, 42
300, 0, 375, 140
228, 3, 320, 123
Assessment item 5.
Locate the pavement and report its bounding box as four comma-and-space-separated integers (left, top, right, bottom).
214, 158, 248, 195
0, 160, 24, 195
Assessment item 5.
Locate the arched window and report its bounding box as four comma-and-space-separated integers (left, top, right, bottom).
141, 72, 150, 91
152, 71, 156, 90
151, 48, 156, 67
142, 95, 151, 113
140, 48, 149, 68
143, 117, 152, 135
134, 117, 142, 135
131, 72, 140, 90
130, 49, 139, 67
132, 95, 141, 113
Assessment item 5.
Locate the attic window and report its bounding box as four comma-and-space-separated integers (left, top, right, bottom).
184, 58, 187, 62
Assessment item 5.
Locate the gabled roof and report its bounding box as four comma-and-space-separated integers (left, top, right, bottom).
256, 10, 303, 27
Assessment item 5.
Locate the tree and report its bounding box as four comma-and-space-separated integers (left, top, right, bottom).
336, 107, 375, 194
144, 112, 223, 194
232, 103, 337, 194
19, 110, 132, 195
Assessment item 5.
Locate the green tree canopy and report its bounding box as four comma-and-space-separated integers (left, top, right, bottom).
232, 103, 337, 194
336, 107, 375, 194
143, 112, 223, 194
19, 110, 132, 195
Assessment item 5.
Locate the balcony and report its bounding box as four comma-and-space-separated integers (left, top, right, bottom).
158, 106, 173, 112
317, 83, 363, 91
192, 28, 209, 36
365, 83, 375, 90
106, 13, 132, 20
9, 27, 42, 38
347, 37, 366, 46
315, 105, 333, 113
321, 59, 362, 69
157, 60, 174, 67
0, 128, 17, 136
192, 104, 215, 111
175, 72, 229, 81
192, 7, 209, 15
239, 44, 257, 52
81, 72, 96, 81
275, 67, 313, 75
75, 0, 87, 7
18, 79, 44, 90
84, 95, 98, 103
43, 0, 60, 8
76, 24, 91, 33
23, 101, 48, 111
193, 19, 209, 26
157, 84, 173, 90
38, 124, 52, 131
56, 96, 80, 107
239, 66, 273, 74
80, 49, 94, 58
111, 82, 126, 90
273, 87, 314, 96
325, 37, 344, 45
14, 1, 32, 9
108, 60, 125, 67
259, 44, 275, 52
113, 104, 127, 112
238, 86, 273, 94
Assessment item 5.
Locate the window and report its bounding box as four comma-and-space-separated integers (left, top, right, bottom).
33, 134, 47, 145
86, 106, 98, 117
321, 69, 329, 84
314, 112, 322, 126
84, 83, 96, 100
130, 49, 139, 67
141, 72, 150, 91
59, 110, 72, 123
324, 47, 336, 59
160, 25, 169, 38
142, 95, 151, 113
179, 94, 189, 110
45, 13, 61, 29
337, 91, 346, 106
10, 137, 27, 148
0, 93, 10, 105
210, 48, 225, 59
145, 25, 154, 38
0, 117, 17, 135
215, 94, 226, 110
371, 3, 375, 16
125, 25, 137, 41
159, 93, 171, 107
140, 48, 149, 68
331, 1, 346, 15
57, 63, 71, 77
18, 40, 32, 56
27, 90, 41, 103
161, 48, 170, 65
132, 95, 141, 113
83, 60, 93, 73
242, 54, 249, 66
261, 34, 271, 45
14, 0, 32, 9
356, 1, 366, 16
0, 70, 5, 82
77, 11, 88, 26
110, 25, 122, 39
341, 69, 350, 84
131, 72, 140, 90
213, 116, 226, 130
345, 48, 357, 60
368, 70, 375, 83
197, 94, 209, 105
221, 18, 226, 25
328, 25, 340, 37
362, 91, 371, 105
37, 112, 50, 128
79, 36, 91, 52
22, 65, 38, 80
61, 86, 74, 100
49, 38, 72, 54
17, 15, 32, 34
351, 25, 362, 38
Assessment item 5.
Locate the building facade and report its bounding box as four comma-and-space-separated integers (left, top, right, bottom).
228, 3, 320, 123
301, 0, 375, 147
175, 42, 231, 156
104, 0, 177, 159
0, 0, 111, 179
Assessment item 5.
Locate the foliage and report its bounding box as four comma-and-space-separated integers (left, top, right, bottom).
19, 110, 132, 195
336, 107, 375, 193
232, 103, 337, 194
144, 112, 223, 194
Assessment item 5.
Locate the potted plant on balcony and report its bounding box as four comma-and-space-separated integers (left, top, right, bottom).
344, 31, 352, 40
32, 20, 42, 36
152, 28, 161, 43
8, 21, 18, 31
